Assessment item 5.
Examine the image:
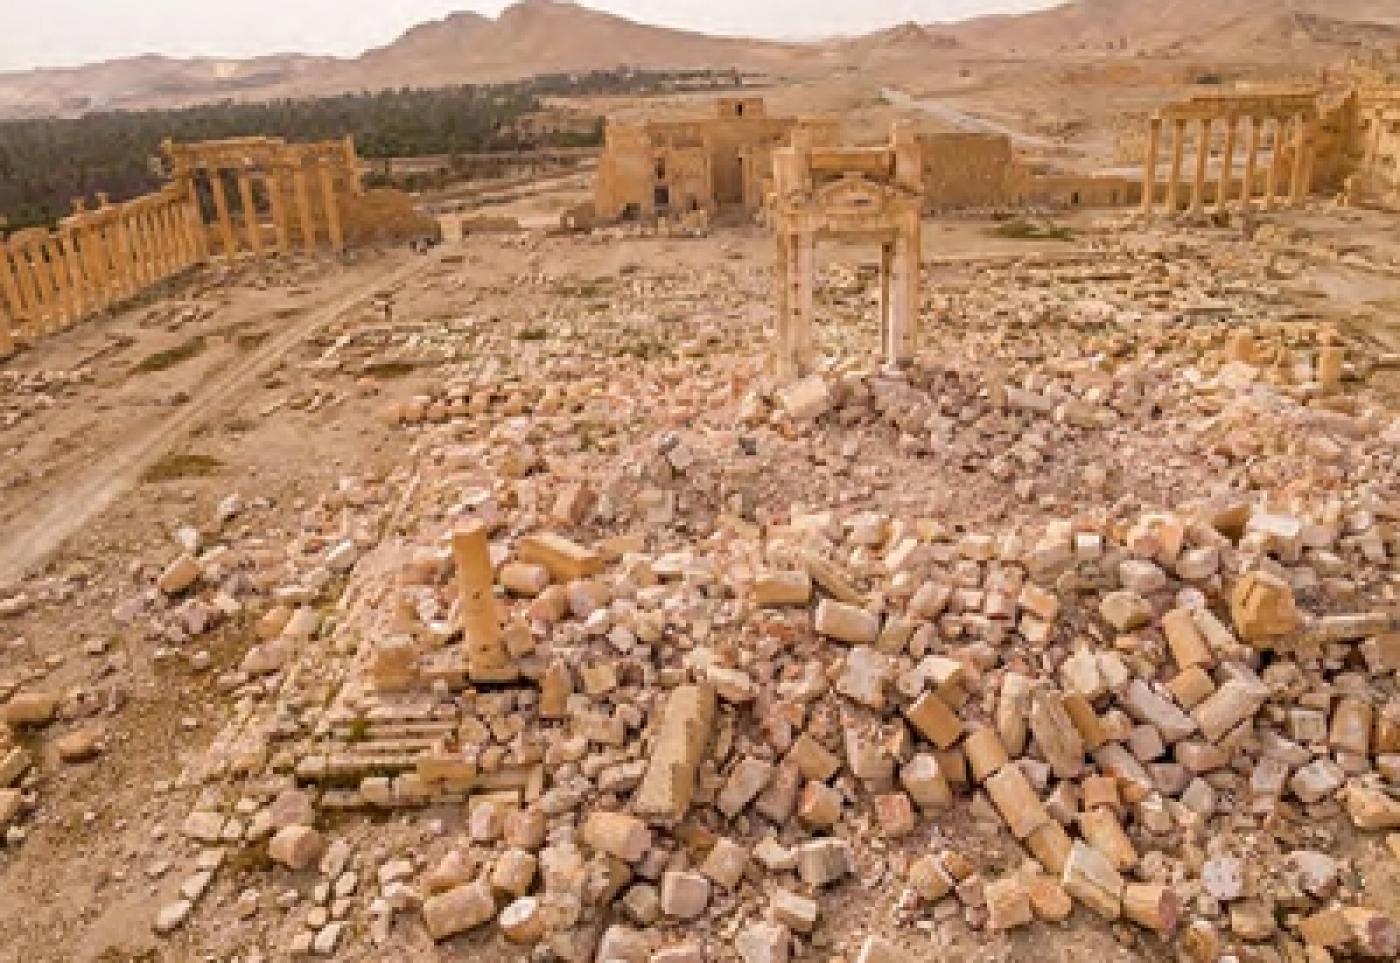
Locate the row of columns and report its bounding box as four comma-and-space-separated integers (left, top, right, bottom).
1142, 113, 1315, 217
0, 189, 206, 358
190, 156, 347, 262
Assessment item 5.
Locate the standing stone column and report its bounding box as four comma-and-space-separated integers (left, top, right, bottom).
59, 229, 86, 323
207, 169, 238, 259
1190, 117, 1211, 216
1241, 116, 1261, 209
183, 198, 208, 264
317, 160, 345, 253
794, 230, 816, 373
237, 167, 264, 258
0, 247, 20, 356
878, 238, 893, 363
131, 211, 153, 287
1166, 118, 1187, 213
0, 244, 25, 348
11, 242, 42, 328
1266, 118, 1286, 210
1289, 114, 1309, 207
887, 218, 919, 370
1364, 110, 1383, 192
292, 166, 316, 251
1216, 116, 1237, 214
1141, 116, 1162, 215
25, 242, 58, 333
266, 168, 292, 255
342, 136, 364, 196
452, 520, 513, 683
775, 230, 792, 377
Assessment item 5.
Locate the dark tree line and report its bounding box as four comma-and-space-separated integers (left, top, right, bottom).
0, 68, 750, 232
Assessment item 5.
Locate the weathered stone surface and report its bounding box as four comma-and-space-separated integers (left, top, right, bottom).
423, 879, 495, 940
633, 684, 716, 824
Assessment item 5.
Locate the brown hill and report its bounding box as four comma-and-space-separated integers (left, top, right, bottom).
0, 0, 1395, 121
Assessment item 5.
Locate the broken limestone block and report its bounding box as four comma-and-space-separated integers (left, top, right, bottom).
1100, 591, 1152, 632
1029, 690, 1084, 779
1123, 882, 1181, 933
1162, 608, 1213, 670
770, 888, 818, 933
1027, 821, 1074, 876
787, 733, 840, 782
734, 922, 790, 963
1229, 571, 1302, 647
1344, 786, 1400, 830
1077, 808, 1137, 871
1123, 680, 1197, 744
836, 647, 891, 709
854, 935, 907, 963
699, 837, 748, 890
904, 691, 963, 749
153, 899, 193, 935
499, 896, 544, 944
516, 532, 603, 581
158, 554, 202, 594
717, 757, 773, 818
0, 693, 59, 727
500, 562, 550, 597
659, 871, 710, 919
582, 811, 652, 862
752, 571, 812, 607
0, 789, 22, 831
985, 877, 1034, 931
1192, 677, 1269, 743
1061, 841, 1124, 920
634, 684, 716, 824
798, 781, 843, 827
268, 826, 325, 871
1026, 875, 1073, 922
985, 764, 1050, 840
796, 838, 852, 888
899, 754, 952, 809
814, 600, 879, 644
423, 878, 495, 941
779, 375, 831, 421
963, 727, 1009, 783
907, 854, 954, 902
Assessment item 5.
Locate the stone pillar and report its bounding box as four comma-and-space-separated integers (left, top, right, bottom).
887, 217, 919, 369
25, 242, 58, 333
1266, 118, 1286, 210
1289, 114, 1309, 207
1141, 116, 1162, 215
342, 136, 364, 196
878, 239, 893, 361
59, 229, 86, 323
130, 212, 152, 287
1216, 116, 1237, 214
1190, 117, 1211, 216
1241, 116, 1261, 208
166, 202, 189, 271
184, 199, 208, 264
452, 520, 513, 683
0, 247, 20, 356
208, 169, 238, 259
794, 231, 815, 372
293, 166, 316, 251
0, 245, 25, 345
11, 243, 42, 327
1166, 118, 1187, 213
318, 160, 344, 253
266, 169, 292, 255
1364, 110, 1383, 192
775, 231, 792, 377
237, 168, 264, 258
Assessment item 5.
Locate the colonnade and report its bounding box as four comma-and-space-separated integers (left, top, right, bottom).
0, 186, 204, 357
1141, 103, 1318, 217
1, 135, 364, 359
1355, 90, 1400, 208
164, 136, 363, 261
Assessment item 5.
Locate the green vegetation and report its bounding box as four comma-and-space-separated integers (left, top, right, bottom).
141, 452, 224, 483
132, 335, 207, 373
991, 219, 1076, 242
0, 69, 749, 232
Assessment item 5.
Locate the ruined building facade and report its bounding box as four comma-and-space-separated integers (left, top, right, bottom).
593, 97, 837, 222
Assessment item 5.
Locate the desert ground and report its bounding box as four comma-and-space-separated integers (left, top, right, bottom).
3, 6, 1400, 960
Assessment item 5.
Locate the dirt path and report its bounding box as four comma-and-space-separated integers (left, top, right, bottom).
0, 253, 425, 589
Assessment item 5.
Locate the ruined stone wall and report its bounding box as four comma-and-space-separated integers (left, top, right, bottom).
916, 133, 1031, 209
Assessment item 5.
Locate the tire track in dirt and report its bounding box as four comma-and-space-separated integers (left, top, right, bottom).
0, 254, 426, 588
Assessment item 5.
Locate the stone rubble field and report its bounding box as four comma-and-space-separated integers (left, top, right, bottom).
1, 212, 1399, 963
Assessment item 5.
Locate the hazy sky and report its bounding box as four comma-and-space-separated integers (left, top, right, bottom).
0, 1, 1061, 72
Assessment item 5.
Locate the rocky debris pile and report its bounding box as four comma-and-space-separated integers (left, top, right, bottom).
0, 367, 93, 431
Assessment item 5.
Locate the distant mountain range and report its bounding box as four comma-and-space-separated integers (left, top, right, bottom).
1, 0, 1396, 120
